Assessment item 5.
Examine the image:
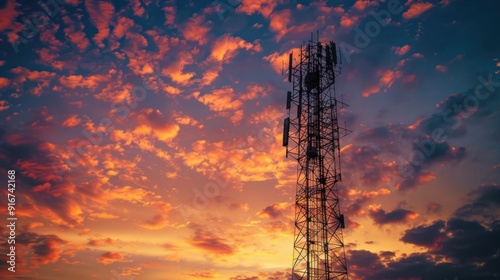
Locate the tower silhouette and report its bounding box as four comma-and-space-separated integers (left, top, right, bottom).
283, 34, 350, 279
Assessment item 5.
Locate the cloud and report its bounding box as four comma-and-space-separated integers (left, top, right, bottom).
403, 2, 434, 20
0, 100, 9, 111
0, 77, 10, 88
67, 30, 90, 51
0, 0, 21, 32
393, 44, 411, 56
228, 203, 249, 212
236, 0, 280, 18
61, 114, 82, 127
347, 185, 500, 279
17, 232, 68, 267
348, 250, 384, 279
186, 271, 218, 278
96, 251, 132, 265
397, 141, 466, 191
210, 34, 261, 63
182, 14, 211, 45
190, 228, 235, 255
163, 4, 176, 25
256, 202, 293, 219
87, 237, 116, 246
195, 87, 243, 112
426, 202, 442, 213
401, 220, 446, 248
368, 204, 419, 224
361, 85, 380, 97
352, 0, 379, 11
361, 69, 403, 97
340, 14, 359, 28
139, 214, 170, 230
85, 0, 115, 48
262, 47, 300, 74
436, 64, 448, 72
269, 9, 291, 40
161, 50, 195, 85
454, 185, 500, 224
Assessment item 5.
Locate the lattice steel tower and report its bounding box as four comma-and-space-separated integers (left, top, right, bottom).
283, 35, 350, 280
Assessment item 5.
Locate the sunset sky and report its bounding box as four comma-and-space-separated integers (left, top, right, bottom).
0, 0, 499, 279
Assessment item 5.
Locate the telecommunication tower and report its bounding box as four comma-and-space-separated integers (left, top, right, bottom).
283, 34, 350, 279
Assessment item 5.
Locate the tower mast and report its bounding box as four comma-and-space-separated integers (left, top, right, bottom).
283, 34, 350, 279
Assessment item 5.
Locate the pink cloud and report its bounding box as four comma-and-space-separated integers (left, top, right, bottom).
340, 14, 359, 28
0, 0, 21, 31
0, 77, 10, 88
353, 0, 379, 11
0, 100, 9, 111
269, 9, 291, 32
237, 0, 279, 18
362, 85, 380, 97
393, 44, 411, 56
113, 16, 134, 39
436, 65, 448, 72
84, 0, 115, 48
403, 2, 434, 19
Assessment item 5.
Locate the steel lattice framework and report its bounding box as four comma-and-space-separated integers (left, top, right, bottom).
283, 36, 350, 280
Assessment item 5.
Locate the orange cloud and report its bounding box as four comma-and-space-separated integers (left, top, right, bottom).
132, 0, 146, 17
0, 0, 21, 31
194, 87, 243, 112
96, 251, 132, 265
362, 85, 380, 97
237, 0, 279, 18
0, 77, 10, 88
256, 202, 293, 219
182, 14, 211, 45
200, 65, 222, 86
10, 67, 57, 91
61, 114, 82, 127
249, 105, 282, 124
163, 5, 176, 25
59, 75, 81, 88
161, 50, 195, 85
379, 69, 403, 88
393, 44, 411, 56
210, 34, 261, 63
139, 214, 170, 230
89, 212, 119, 219
270, 8, 291, 32
85, 0, 115, 48
104, 185, 156, 204
59, 74, 109, 90
174, 112, 203, 128
340, 14, 359, 28
263, 47, 301, 74
18, 233, 68, 267
403, 2, 434, 20
135, 108, 180, 143
362, 188, 392, 199
88, 238, 116, 246
190, 229, 235, 255
69, 31, 90, 51
113, 16, 135, 39
353, 0, 379, 11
